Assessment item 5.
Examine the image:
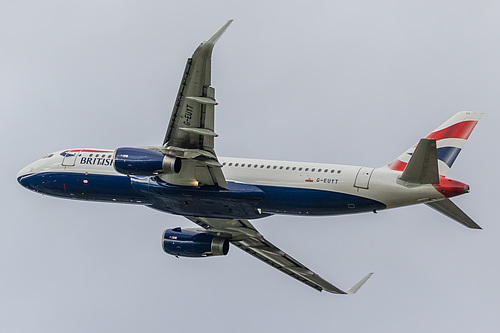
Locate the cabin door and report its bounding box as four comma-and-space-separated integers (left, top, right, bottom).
354, 167, 374, 189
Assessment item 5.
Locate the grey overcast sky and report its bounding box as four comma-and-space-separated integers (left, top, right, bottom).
2, 1, 499, 332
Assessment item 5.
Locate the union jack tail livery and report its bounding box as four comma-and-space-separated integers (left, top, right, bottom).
388, 111, 482, 176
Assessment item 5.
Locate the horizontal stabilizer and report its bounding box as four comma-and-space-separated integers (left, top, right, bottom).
399, 138, 439, 184
426, 199, 481, 229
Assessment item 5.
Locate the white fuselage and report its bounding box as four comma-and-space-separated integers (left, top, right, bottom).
18, 149, 448, 217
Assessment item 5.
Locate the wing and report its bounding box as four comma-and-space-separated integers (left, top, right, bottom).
161, 21, 233, 189
186, 216, 373, 294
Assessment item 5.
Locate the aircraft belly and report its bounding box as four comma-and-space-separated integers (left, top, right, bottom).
136, 176, 386, 218
136, 178, 269, 219
256, 185, 386, 215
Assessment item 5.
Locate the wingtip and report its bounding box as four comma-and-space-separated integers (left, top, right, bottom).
194, 20, 233, 58
203, 20, 233, 45
346, 272, 374, 295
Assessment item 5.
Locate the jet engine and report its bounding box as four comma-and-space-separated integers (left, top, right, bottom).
162, 227, 230, 257
114, 147, 181, 176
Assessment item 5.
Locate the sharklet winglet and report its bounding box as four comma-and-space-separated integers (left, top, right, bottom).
344, 272, 374, 294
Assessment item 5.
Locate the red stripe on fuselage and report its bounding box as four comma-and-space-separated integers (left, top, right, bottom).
62, 149, 113, 153
426, 120, 478, 141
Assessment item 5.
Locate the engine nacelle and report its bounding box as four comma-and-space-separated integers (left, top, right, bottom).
162, 227, 229, 257
114, 147, 181, 176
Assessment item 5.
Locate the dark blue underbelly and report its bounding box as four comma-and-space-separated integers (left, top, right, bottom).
19, 172, 386, 218
17, 172, 145, 203
134, 177, 268, 219
256, 185, 386, 215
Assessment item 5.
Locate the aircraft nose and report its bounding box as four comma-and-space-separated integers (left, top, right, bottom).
17, 168, 30, 187
17, 163, 36, 188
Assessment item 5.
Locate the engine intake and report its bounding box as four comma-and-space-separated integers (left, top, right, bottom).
114, 147, 181, 176
162, 227, 229, 257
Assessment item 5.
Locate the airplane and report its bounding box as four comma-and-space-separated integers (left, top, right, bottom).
17, 20, 482, 294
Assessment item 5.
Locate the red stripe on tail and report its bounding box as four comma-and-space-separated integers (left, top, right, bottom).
426, 121, 478, 141
388, 159, 407, 171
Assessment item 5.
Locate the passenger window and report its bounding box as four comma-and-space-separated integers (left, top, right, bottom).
241, 163, 245, 167
286, 167, 290, 170
260, 165, 264, 168
222, 162, 227, 166
324, 169, 328, 173
311, 168, 315, 172
228, 163, 233, 166
292, 167, 296, 171
248, 164, 252, 167
273, 166, 277, 169
298, 167, 302, 171
267, 165, 271, 169
331, 170, 335, 173
318, 169, 322, 172
337, 170, 341, 174
304, 168, 309, 171
279, 166, 283, 170
89, 154, 93, 157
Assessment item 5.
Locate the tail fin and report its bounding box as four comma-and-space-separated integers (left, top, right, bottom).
387, 111, 482, 177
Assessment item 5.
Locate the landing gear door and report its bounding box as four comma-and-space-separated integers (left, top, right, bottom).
61, 150, 81, 166
354, 167, 374, 189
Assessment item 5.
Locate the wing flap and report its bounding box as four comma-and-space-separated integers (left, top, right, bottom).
178, 127, 217, 137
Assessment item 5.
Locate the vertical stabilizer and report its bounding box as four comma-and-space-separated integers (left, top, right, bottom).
388, 111, 482, 177
399, 138, 439, 184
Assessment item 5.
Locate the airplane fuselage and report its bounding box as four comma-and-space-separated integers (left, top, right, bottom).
17, 148, 466, 221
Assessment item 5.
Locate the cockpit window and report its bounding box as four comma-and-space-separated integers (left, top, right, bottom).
42, 153, 54, 159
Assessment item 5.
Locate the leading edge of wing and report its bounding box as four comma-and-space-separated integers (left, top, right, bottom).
186, 216, 373, 294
